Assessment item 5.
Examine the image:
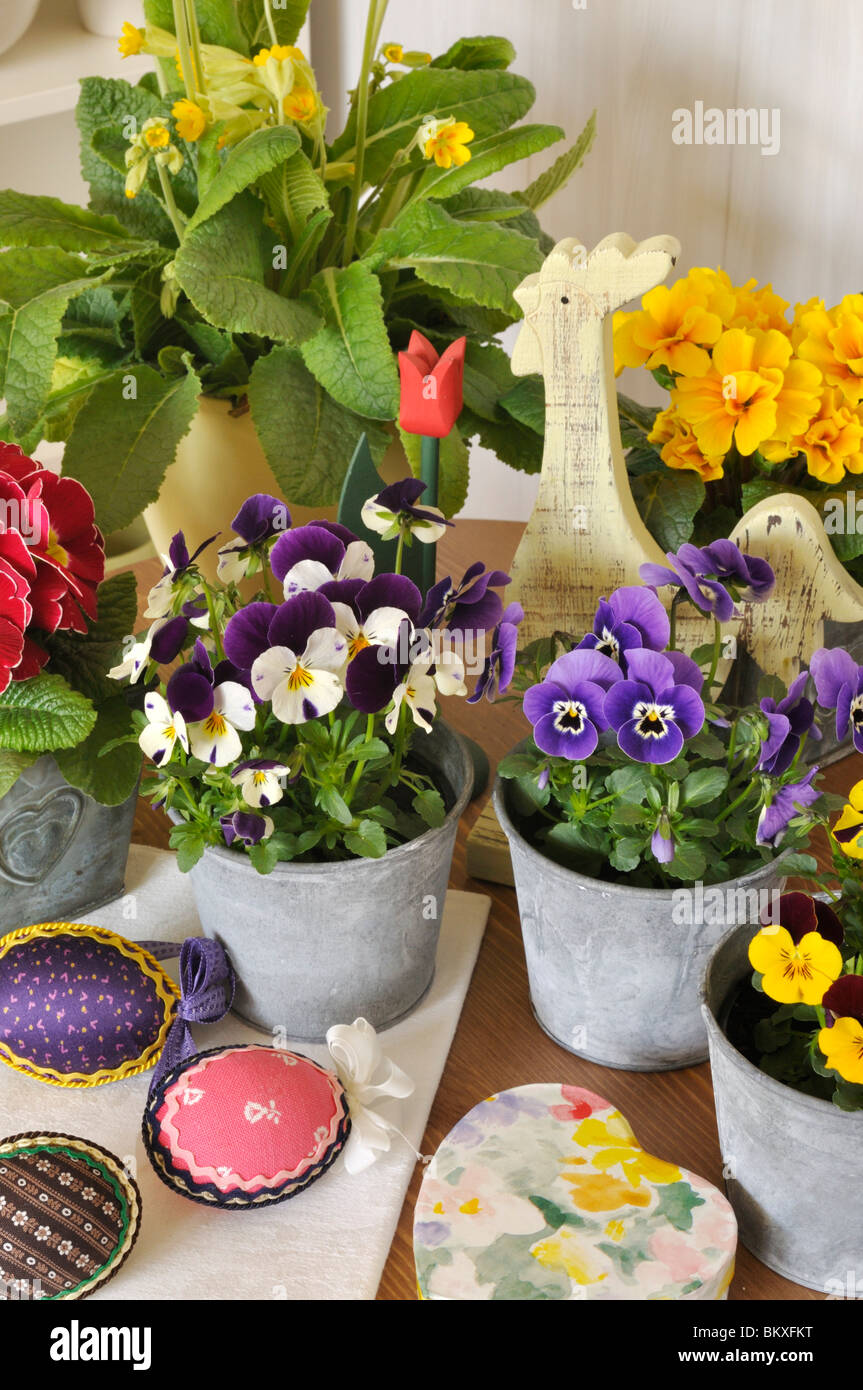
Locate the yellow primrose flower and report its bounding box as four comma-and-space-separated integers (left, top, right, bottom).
143, 122, 171, 150
419, 117, 475, 169
819, 1016, 863, 1084
253, 43, 307, 66
118, 21, 144, 57
797, 295, 863, 406
283, 87, 317, 123
728, 278, 791, 335
748, 925, 842, 1005
795, 386, 863, 485
172, 98, 207, 142
383, 43, 404, 63
832, 779, 863, 859
613, 281, 724, 378
672, 327, 789, 458
648, 406, 725, 481
684, 267, 738, 328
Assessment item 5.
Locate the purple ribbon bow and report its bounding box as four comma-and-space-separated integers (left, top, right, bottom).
149, 937, 235, 1092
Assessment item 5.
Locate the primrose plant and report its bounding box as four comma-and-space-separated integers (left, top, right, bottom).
110, 480, 515, 872
499, 538, 830, 886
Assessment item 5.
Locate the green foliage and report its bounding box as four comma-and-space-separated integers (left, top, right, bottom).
515, 109, 597, 210
630, 469, 706, 552
0, 674, 97, 753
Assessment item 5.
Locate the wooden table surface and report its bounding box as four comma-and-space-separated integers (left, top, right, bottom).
129, 519, 858, 1303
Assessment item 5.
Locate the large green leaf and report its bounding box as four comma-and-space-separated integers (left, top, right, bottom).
174, 191, 322, 341
0, 750, 39, 798
248, 347, 390, 506
187, 125, 301, 232
145, 0, 248, 49
44, 572, 138, 705
54, 696, 141, 806
238, 0, 309, 48
430, 36, 516, 70
631, 469, 705, 551
462, 341, 519, 420
76, 77, 175, 244
330, 69, 536, 184
0, 673, 96, 753
0, 249, 111, 437
442, 186, 543, 241
371, 201, 543, 313
399, 422, 469, 519
515, 110, 597, 210
62, 361, 201, 533
500, 375, 545, 434
0, 190, 152, 254
300, 262, 399, 420
259, 150, 328, 241
414, 125, 564, 203
460, 406, 543, 475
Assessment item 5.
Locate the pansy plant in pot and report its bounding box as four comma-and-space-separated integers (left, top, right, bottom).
110, 480, 512, 1038
491, 539, 829, 1070
0, 443, 141, 927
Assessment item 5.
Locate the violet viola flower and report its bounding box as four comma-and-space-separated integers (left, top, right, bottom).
468, 602, 523, 704
523, 649, 622, 760
345, 619, 436, 729
576, 585, 670, 667
147, 615, 188, 665
419, 562, 511, 636
145, 529, 218, 619
759, 890, 843, 946
756, 767, 820, 847
822, 975, 863, 1027
360, 478, 451, 545
217, 494, 288, 583
811, 647, 863, 753
757, 670, 820, 775
640, 540, 774, 621
320, 572, 422, 661
220, 811, 273, 848
166, 639, 256, 766
270, 521, 374, 600
604, 648, 705, 764
244, 591, 347, 725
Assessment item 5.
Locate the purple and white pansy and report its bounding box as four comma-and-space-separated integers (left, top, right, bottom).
220, 811, 274, 847
139, 692, 189, 766
145, 530, 218, 619
230, 759, 289, 808
165, 639, 256, 767
524, 649, 622, 760
270, 521, 373, 600
217, 493, 289, 583
322, 572, 422, 663
419, 562, 511, 635
811, 647, 863, 754
603, 648, 705, 764
576, 585, 670, 668
234, 591, 348, 725
361, 478, 451, 545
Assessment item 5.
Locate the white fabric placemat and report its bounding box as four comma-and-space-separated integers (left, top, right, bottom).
0, 845, 490, 1301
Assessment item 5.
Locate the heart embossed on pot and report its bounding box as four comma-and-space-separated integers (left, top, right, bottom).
0, 789, 84, 884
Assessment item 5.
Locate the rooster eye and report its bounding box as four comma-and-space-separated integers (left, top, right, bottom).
561, 295, 570, 304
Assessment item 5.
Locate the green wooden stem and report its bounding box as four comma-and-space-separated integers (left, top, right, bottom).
420, 433, 440, 594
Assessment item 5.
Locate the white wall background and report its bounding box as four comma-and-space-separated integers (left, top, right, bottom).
1, 0, 861, 515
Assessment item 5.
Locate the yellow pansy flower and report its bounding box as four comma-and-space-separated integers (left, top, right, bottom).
649, 406, 725, 481
613, 280, 723, 378
383, 43, 404, 63
832, 779, 863, 859
819, 1016, 863, 1084
671, 327, 788, 458
283, 87, 317, 123
118, 21, 144, 57
748, 925, 842, 1005
172, 99, 207, 142
795, 386, 863, 485
419, 117, 475, 169
797, 294, 863, 406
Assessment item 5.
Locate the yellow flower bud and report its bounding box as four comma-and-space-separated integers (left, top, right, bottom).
383, 43, 404, 63
173, 98, 207, 143
118, 22, 144, 58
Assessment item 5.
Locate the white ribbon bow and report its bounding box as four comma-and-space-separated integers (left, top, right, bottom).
326, 1018, 415, 1175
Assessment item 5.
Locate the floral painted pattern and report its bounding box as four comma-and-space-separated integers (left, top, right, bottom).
414, 1085, 736, 1301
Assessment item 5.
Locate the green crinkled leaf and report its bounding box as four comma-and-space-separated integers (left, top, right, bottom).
663, 841, 707, 881
462, 340, 518, 420
413, 787, 446, 829
460, 406, 543, 475
514, 109, 597, 210
259, 149, 328, 241
609, 836, 643, 872
187, 125, 301, 233
54, 696, 140, 806
145, 0, 248, 50
414, 125, 564, 203
682, 767, 729, 806
76, 77, 176, 244
330, 68, 536, 185
44, 572, 138, 705
372, 200, 543, 313
0, 750, 40, 798
606, 766, 655, 802
174, 191, 322, 342
499, 375, 545, 434
399, 422, 469, 519
0, 190, 152, 254
630, 468, 705, 551
0, 673, 97, 753
431, 35, 516, 70
301, 262, 400, 419
62, 362, 201, 533
442, 186, 543, 242
237, 0, 308, 47
248, 346, 389, 506
344, 818, 388, 859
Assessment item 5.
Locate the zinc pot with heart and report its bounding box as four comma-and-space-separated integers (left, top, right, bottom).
0, 445, 142, 927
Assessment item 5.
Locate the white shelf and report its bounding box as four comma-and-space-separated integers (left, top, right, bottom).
0, 0, 150, 128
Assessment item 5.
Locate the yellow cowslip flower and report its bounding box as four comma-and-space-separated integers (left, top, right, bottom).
173, 98, 207, 142
648, 406, 725, 481
818, 1016, 863, 1084
833, 779, 863, 860
797, 294, 863, 406
283, 87, 317, 123
383, 43, 404, 63
419, 117, 475, 169
728, 278, 791, 335
613, 280, 723, 378
795, 386, 863, 485
672, 327, 788, 458
685, 267, 738, 328
749, 925, 842, 1005
118, 21, 144, 57
144, 122, 171, 150
252, 43, 306, 66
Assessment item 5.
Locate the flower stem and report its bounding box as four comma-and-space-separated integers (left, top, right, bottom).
263, 0, 279, 45
183, 0, 206, 96
715, 782, 757, 824
706, 616, 723, 689
394, 529, 405, 576
156, 161, 186, 244
343, 0, 389, 266
346, 713, 376, 802
172, 0, 198, 103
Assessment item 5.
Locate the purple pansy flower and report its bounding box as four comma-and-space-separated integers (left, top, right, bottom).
576, 585, 670, 667
321, 572, 422, 661
220, 811, 273, 848
148, 615, 189, 665
165, 638, 256, 766
468, 602, 523, 703
145, 530, 219, 619
419, 562, 511, 636
756, 767, 820, 847
757, 670, 820, 775
811, 647, 863, 753
248, 591, 347, 725
270, 521, 373, 600
360, 478, 452, 544
217, 494, 288, 583
604, 648, 705, 764
523, 649, 622, 760
640, 540, 774, 621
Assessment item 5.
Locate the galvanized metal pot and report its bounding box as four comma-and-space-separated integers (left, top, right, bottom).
494, 771, 786, 1070
181, 722, 473, 1040
703, 923, 863, 1294
0, 755, 137, 932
